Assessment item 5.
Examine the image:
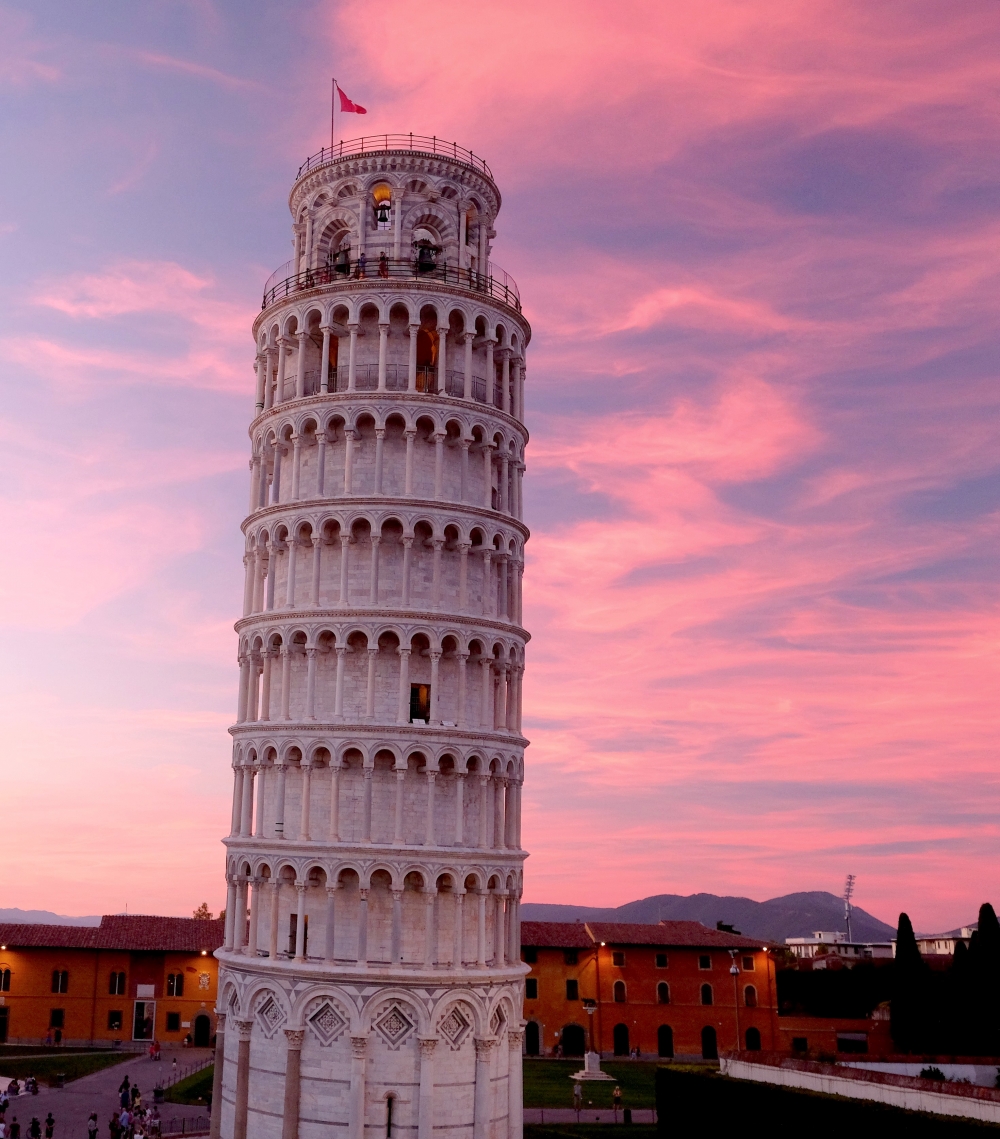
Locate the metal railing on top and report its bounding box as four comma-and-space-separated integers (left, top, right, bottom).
297, 136, 493, 180
262, 257, 521, 314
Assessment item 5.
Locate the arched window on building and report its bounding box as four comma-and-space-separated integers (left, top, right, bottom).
525, 1021, 540, 1056
385, 1095, 394, 1139
51, 970, 68, 994
613, 980, 626, 1003
109, 971, 126, 995
701, 1025, 718, 1060
700, 983, 713, 1006
657, 1025, 674, 1058
744, 985, 757, 1008
745, 1027, 762, 1051
0, 969, 10, 992
656, 982, 670, 1005
613, 1023, 630, 1056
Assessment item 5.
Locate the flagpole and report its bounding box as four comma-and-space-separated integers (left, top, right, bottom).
331, 77, 336, 151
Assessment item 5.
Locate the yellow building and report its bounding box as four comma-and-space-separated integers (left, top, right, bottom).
0, 915, 223, 1047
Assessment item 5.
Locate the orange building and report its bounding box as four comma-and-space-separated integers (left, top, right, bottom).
0, 915, 223, 1047
520, 921, 779, 1061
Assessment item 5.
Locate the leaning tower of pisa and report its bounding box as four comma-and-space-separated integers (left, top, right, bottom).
210, 136, 530, 1139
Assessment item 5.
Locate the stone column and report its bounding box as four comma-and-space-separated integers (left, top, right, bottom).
417, 1038, 437, 1139
349, 1036, 368, 1139
457, 651, 469, 728
369, 535, 381, 605
407, 324, 419, 391
365, 646, 379, 720
224, 878, 237, 949
263, 348, 274, 410
501, 349, 511, 414
480, 659, 493, 728
275, 339, 288, 406
285, 534, 298, 608
424, 770, 437, 845
454, 770, 466, 843
478, 774, 490, 849
347, 324, 359, 391
404, 430, 416, 494
240, 765, 254, 836
299, 762, 312, 841
393, 190, 403, 259
311, 534, 323, 605
377, 323, 389, 390
334, 646, 347, 719
473, 1038, 496, 1139
391, 890, 403, 964
325, 883, 339, 961
295, 330, 308, 399
270, 444, 283, 504
343, 430, 356, 493
482, 551, 493, 618
281, 1029, 305, 1139
254, 355, 266, 413
374, 429, 386, 493
280, 645, 292, 721
453, 891, 465, 967
397, 648, 411, 724
209, 1012, 226, 1139
362, 769, 373, 842
265, 543, 277, 610
507, 1030, 524, 1139
319, 325, 332, 392
357, 889, 369, 965
482, 444, 494, 509
305, 648, 317, 720
294, 882, 307, 961
329, 761, 342, 840
429, 650, 441, 721
436, 324, 448, 394
338, 535, 351, 605
231, 881, 247, 951
424, 889, 437, 966
269, 880, 280, 958
260, 649, 273, 722
458, 544, 470, 612
394, 767, 406, 843
485, 338, 495, 406
433, 433, 445, 499
232, 1020, 253, 1139
477, 891, 487, 966
247, 878, 261, 956
230, 767, 244, 835
463, 331, 474, 400
316, 434, 327, 497
494, 777, 506, 850
401, 536, 413, 604
275, 763, 287, 838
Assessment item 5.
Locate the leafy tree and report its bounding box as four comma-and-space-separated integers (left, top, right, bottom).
192, 902, 213, 920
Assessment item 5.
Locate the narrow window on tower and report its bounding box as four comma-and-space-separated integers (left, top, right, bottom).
386, 1095, 394, 1139
410, 684, 431, 723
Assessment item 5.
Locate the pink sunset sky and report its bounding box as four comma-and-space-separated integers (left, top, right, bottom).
1, 0, 997, 932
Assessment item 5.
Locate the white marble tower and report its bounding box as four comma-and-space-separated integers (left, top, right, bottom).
210, 135, 530, 1139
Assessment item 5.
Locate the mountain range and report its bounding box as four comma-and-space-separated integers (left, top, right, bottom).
0, 908, 101, 926
520, 891, 898, 944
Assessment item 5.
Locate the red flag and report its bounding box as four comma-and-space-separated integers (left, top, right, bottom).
338, 87, 367, 114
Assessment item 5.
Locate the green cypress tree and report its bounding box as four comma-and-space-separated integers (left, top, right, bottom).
891, 913, 927, 1053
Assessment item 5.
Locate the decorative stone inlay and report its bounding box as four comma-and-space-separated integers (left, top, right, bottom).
373, 1003, 415, 1050
490, 1007, 506, 1036
255, 995, 285, 1038
309, 1001, 348, 1045
438, 1007, 471, 1050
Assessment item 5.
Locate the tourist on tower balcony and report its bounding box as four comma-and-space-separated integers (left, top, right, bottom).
378, 252, 389, 278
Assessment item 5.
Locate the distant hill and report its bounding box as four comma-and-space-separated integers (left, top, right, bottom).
0, 908, 101, 927
520, 891, 897, 944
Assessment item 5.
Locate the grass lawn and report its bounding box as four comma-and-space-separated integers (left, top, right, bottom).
0, 1052, 128, 1086
522, 1060, 711, 1109
165, 1067, 214, 1105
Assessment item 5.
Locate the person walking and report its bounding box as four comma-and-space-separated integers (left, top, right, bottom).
572, 1081, 582, 1116
43, 1114, 53, 1139
8, 1119, 18, 1139
87, 1114, 98, 1139
108, 1112, 120, 1139
612, 1085, 622, 1122
27, 1119, 40, 1139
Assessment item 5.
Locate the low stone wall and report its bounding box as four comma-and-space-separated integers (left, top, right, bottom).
720, 1052, 1000, 1125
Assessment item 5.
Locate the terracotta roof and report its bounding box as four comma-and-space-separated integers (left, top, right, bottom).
520, 921, 594, 949
586, 920, 768, 950
0, 924, 98, 949
94, 916, 224, 952
0, 916, 224, 953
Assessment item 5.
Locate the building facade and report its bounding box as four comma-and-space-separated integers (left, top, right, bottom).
0, 916, 222, 1046
520, 922, 778, 1062
786, 932, 893, 963
213, 135, 530, 1139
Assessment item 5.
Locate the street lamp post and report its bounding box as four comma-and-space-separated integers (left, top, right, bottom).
583, 999, 597, 1054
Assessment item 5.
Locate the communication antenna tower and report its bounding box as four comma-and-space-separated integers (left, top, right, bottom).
844, 874, 856, 941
